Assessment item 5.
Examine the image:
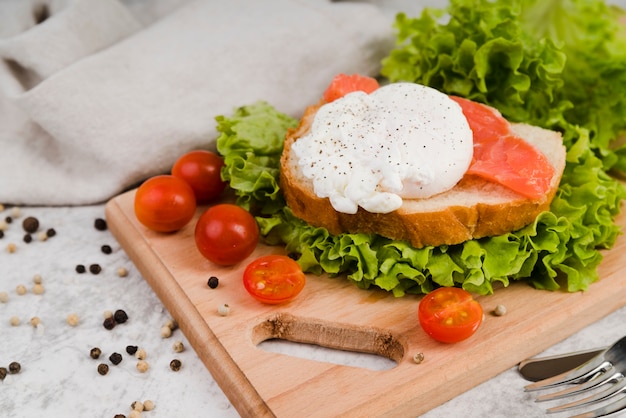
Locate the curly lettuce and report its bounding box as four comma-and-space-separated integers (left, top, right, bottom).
216, 0, 626, 296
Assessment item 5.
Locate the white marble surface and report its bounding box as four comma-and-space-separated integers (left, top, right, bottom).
1, 204, 626, 418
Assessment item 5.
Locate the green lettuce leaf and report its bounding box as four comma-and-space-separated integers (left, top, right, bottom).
214, 0, 626, 296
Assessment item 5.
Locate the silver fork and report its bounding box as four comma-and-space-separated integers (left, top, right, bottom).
525, 335, 626, 417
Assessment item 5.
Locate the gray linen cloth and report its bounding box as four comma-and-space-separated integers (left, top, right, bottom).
0, 0, 396, 205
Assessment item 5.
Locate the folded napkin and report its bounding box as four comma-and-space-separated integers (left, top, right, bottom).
0, 0, 396, 205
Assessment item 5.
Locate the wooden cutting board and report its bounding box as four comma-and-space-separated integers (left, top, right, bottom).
105, 189, 626, 417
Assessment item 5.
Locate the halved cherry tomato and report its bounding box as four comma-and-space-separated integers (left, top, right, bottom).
171, 150, 227, 204
323, 73, 380, 103
418, 287, 483, 343
194, 204, 259, 266
243, 255, 306, 304
134, 175, 196, 232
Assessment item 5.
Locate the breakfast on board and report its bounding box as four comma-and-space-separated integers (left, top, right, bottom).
280, 75, 567, 248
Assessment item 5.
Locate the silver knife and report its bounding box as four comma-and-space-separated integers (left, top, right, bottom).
518, 347, 606, 382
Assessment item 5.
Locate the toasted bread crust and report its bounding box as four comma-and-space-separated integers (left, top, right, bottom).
280, 102, 566, 248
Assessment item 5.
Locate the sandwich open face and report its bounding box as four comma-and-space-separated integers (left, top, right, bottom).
280, 74, 567, 248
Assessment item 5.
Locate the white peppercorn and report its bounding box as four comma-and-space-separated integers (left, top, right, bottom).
136, 360, 149, 373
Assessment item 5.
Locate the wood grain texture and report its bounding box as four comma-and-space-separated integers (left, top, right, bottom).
105, 189, 626, 417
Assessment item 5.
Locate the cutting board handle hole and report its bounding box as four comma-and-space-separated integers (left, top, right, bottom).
252, 312, 403, 371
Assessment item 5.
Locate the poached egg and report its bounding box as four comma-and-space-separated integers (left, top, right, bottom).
291, 83, 473, 214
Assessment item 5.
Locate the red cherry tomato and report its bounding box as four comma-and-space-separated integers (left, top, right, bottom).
194, 204, 259, 266
171, 150, 227, 204
134, 175, 196, 232
243, 255, 306, 304
418, 287, 483, 343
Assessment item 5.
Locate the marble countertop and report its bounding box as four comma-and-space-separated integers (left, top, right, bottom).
1, 203, 625, 418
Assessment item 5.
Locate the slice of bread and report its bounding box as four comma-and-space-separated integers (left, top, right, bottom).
280, 101, 567, 248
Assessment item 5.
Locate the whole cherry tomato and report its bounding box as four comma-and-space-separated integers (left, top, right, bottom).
418, 287, 483, 343
194, 204, 259, 266
171, 150, 227, 204
134, 175, 196, 232
243, 255, 306, 304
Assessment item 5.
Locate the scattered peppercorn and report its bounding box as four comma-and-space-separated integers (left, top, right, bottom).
66, 313, 79, 327
37, 231, 48, 241
172, 341, 185, 353
11, 207, 20, 218
90, 347, 102, 359
164, 319, 178, 331
114, 415, 126, 418
75, 264, 86, 274
29, 317, 41, 327
103, 317, 116, 330
0, 230, 4, 238
9, 316, 20, 326
22, 216, 39, 233
23, 234, 32, 243
207, 276, 219, 289
109, 352, 123, 365
89, 264, 102, 274
101, 244, 112, 254
143, 400, 155, 411
136, 360, 149, 373
131, 401, 144, 411
129, 411, 141, 418
32, 283, 44, 295
8, 362, 21, 374
160, 326, 172, 339
169, 359, 182, 372
135, 349, 147, 360
126, 345, 138, 355
5, 216, 12, 223
217, 303, 230, 316
97, 363, 109, 375
493, 304, 507, 316
114, 309, 128, 324
15, 284, 27, 295
413, 352, 425, 364
0, 291, 8, 303
94, 218, 107, 231
117, 267, 128, 277
32, 274, 42, 284
6, 242, 17, 253
0, 367, 7, 380
46, 228, 56, 238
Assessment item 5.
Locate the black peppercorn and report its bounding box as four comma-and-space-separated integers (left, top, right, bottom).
89, 264, 102, 274
94, 218, 107, 231
0, 230, 4, 239
76, 264, 86, 274
109, 352, 123, 365
101, 244, 112, 254
97, 363, 109, 375
114, 415, 126, 418
46, 228, 56, 238
170, 359, 182, 372
90, 347, 102, 359
113, 309, 128, 324
103, 317, 116, 330
207, 276, 219, 289
8, 361, 21, 374
126, 345, 138, 355
22, 216, 39, 233
0, 367, 7, 380
5, 216, 12, 224
23, 234, 32, 243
